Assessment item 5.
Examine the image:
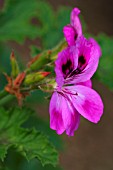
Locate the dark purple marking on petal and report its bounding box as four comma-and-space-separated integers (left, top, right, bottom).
63, 88, 78, 96
67, 56, 86, 79
65, 56, 86, 80
78, 55, 87, 71
74, 33, 78, 41
79, 56, 86, 65
62, 59, 73, 78
69, 68, 81, 77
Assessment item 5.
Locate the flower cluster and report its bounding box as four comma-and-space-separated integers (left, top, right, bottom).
49, 8, 104, 136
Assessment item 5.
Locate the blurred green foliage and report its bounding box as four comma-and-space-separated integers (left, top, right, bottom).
0, 0, 42, 43
95, 34, 113, 90
0, 0, 71, 48
0, 161, 9, 170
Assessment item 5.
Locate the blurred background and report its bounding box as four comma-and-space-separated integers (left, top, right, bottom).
0, 0, 113, 169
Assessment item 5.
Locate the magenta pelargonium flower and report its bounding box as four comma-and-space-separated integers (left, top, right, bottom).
49, 36, 103, 136
63, 7, 82, 46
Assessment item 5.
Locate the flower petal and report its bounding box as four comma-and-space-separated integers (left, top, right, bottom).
65, 36, 101, 84
77, 80, 92, 88
70, 8, 82, 37
63, 25, 76, 46
49, 91, 65, 134
66, 110, 80, 136
60, 94, 80, 136
55, 46, 78, 87
64, 85, 104, 123
49, 90, 80, 136
77, 37, 101, 81
63, 8, 82, 46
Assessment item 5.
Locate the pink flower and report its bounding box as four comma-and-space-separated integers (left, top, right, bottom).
49, 36, 103, 136
63, 8, 82, 46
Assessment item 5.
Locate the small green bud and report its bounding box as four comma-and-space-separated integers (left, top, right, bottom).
27, 51, 51, 72
23, 72, 50, 85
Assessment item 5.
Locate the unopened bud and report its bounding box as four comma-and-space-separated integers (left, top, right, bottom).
27, 51, 51, 72
23, 72, 50, 85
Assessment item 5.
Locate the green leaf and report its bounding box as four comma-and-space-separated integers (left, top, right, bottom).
14, 128, 58, 166
0, 107, 58, 166
24, 113, 63, 151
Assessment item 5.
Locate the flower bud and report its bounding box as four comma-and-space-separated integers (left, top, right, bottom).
23, 72, 50, 85
27, 51, 50, 72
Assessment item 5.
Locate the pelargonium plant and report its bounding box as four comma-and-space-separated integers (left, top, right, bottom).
0, 6, 104, 169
